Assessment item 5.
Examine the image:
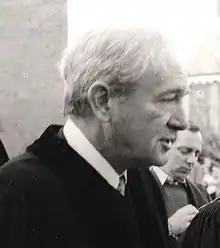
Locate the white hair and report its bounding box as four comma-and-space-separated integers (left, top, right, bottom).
60, 27, 177, 116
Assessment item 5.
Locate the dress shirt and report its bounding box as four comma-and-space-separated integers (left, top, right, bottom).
150, 166, 186, 186
63, 118, 127, 192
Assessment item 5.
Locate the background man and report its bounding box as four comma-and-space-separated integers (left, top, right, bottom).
151, 124, 210, 247
191, 133, 220, 200
0, 28, 187, 248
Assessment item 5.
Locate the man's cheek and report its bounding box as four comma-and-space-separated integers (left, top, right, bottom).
148, 106, 172, 125
175, 153, 186, 165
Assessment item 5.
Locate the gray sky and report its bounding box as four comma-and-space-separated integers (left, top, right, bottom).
67, 0, 220, 63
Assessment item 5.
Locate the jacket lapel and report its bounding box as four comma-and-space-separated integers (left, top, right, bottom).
186, 179, 209, 208
150, 168, 168, 203
127, 168, 169, 248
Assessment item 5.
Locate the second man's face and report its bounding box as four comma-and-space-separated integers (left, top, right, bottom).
163, 130, 202, 181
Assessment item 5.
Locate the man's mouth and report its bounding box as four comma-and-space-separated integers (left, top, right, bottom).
178, 167, 191, 174
178, 163, 194, 174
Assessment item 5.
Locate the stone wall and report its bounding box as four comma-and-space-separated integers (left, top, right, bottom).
189, 82, 220, 135
0, 0, 67, 157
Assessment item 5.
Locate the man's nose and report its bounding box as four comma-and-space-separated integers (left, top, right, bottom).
167, 102, 188, 131
167, 115, 188, 131
187, 154, 197, 165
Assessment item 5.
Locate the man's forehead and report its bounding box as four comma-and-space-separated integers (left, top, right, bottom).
158, 73, 189, 94
153, 69, 189, 96
140, 54, 189, 96
175, 130, 202, 148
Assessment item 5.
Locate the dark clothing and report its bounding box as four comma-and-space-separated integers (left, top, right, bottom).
197, 183, 216, 200
210, 192, 217, 200
0, 125, 167, 248
185, 180, 210, 208
128, 168, 169, 248
0, 139, 8, 166
180, 199, 220, 248
150, 170, 210, 248
163, 183, 189, 217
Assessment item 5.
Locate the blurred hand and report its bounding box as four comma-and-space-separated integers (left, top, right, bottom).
168, 204, 198, 235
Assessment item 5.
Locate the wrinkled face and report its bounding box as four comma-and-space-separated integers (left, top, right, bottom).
162, 130, 202, 181
108, 61, 188, 167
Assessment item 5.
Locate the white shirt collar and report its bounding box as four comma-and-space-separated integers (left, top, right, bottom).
63, 118, 125, 190
150, 166, 186, 186
150, 166, 168, 186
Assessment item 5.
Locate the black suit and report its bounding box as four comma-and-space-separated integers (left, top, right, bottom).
180, 200, 220, 248
127, 168, 169, 248
0, 125, 168, 248
0, 139, 8, 166
185, 180, 210, 208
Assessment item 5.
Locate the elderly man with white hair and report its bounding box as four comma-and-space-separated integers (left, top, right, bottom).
0, 28, 188, 248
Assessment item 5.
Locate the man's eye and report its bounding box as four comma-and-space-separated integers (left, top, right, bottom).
179, 148, 189, 155
162, 94, 179, 102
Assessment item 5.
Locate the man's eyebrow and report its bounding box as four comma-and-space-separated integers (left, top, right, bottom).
178, 146, 189, 150
178, 146, 194, 151
157, 87, 188, 98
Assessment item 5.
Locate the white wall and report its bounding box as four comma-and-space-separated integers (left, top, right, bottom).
0, 0, 67, 157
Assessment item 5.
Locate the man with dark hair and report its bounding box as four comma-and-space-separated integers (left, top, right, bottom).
150, 124, 210, 247
0, 28, 188, 248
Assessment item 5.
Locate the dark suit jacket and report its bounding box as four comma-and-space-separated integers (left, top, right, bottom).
127, 168, 169, 248
186, 180, 210, 208
0, 125, 168, 248
0, 139, 8, 166
180, 199, 220, 248
150, 169, 210, 248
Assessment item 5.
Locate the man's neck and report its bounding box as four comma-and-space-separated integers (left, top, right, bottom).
64, 118, 123, 189
68, 117, 150, 174
70, 117, 127, 174
160, 166, 186, 183
70, 116, 100, 145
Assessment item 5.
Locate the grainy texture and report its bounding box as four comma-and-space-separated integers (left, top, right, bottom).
0, 0, 67, 157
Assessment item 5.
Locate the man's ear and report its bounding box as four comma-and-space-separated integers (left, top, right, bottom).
87, 81, 111, 122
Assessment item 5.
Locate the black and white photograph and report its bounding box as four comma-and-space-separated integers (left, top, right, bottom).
1, 0, 220, 247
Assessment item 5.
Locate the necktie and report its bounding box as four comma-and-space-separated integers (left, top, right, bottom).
166, 176, 178, 185
117, 174, 126, 196
165, 176, 186, 187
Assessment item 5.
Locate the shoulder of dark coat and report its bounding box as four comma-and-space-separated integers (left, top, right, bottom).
187, 179, 211, 202
0, 151, 58, 196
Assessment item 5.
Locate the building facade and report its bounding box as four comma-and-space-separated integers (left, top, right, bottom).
187, 73, 220, 134
0, 0, 67, 156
